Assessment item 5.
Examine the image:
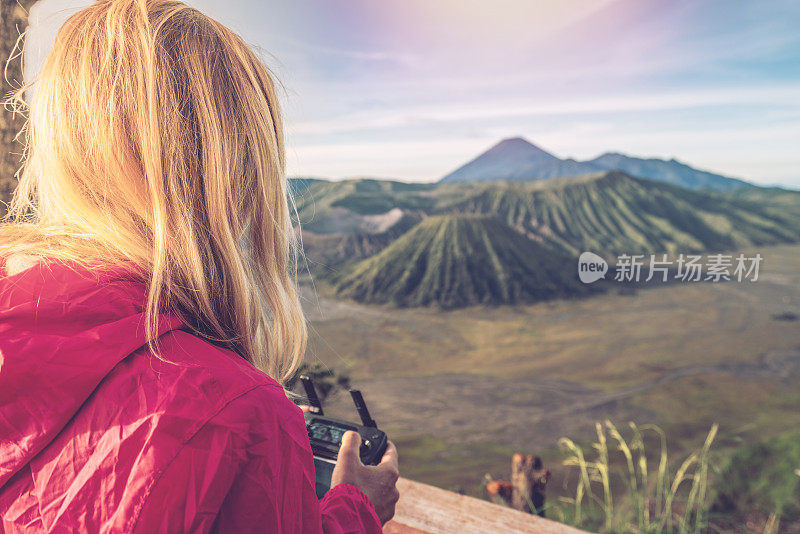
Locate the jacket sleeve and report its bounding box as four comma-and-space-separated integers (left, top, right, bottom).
132, 384, 382, 534
319, 484, 382, 534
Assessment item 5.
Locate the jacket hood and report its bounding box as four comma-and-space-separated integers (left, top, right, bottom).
0, 258, 183, 488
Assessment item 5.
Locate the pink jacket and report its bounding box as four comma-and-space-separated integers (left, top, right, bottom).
0, 259, 382, 533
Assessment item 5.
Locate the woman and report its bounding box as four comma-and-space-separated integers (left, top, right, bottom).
0, 0, 398, 532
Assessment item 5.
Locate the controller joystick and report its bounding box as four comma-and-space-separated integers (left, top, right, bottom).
300, 376, 389, 498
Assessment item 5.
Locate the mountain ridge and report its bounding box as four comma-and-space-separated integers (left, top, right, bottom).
439, 137, 752, 191
587, 152, 751, 190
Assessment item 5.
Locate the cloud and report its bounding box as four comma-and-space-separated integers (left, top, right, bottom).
25, 0, 800, 187
269, 34, 419, 66
288, 84, 800, 136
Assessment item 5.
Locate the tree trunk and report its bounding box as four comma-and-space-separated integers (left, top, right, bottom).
1, 0, 36, 209
511, 454, 551, 517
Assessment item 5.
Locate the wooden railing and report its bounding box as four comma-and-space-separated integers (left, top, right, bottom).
384, 478, 586, 534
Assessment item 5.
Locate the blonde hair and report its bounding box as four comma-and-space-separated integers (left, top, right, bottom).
2, 0, 306, 383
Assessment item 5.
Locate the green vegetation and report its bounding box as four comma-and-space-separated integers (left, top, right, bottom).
545, 423, 800, 533
332, 215, 590, 308
711, 429, 800, 524
291, 178, 436, 231
298, 171, 800, 308
438, 172, 800, 256
553, 421, 717, 533
295, 173, 800, 257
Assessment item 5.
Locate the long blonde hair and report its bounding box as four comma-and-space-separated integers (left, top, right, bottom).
2, 0, 306, 383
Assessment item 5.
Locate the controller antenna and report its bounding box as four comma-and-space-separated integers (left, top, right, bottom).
350, 389, 377, 428
299, 375, 324, 415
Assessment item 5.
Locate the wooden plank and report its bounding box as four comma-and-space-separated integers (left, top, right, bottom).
384, 521, 430, 534
384, 478, 585, 534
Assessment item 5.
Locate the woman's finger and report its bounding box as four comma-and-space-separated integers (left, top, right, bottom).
378, 441, 399, 470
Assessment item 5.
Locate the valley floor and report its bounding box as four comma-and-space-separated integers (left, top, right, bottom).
299, 244, 800, 499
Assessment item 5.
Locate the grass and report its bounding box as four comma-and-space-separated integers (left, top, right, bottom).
711, 429, 800, 525
551, 421, 718, 533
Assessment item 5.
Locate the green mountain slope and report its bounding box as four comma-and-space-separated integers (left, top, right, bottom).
296, 173, 800, 308
332, 215, 589, 308
724, 186, 800, 213
440, 171, 800, 255
291, 178, 436, 233
300, 217, 421, 275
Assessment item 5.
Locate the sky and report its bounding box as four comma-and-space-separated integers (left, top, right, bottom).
24, 0, 800, 187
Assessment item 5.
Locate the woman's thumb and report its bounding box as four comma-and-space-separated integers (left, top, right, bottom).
337, 431, 363, 466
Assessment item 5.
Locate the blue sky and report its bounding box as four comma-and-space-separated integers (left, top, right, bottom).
26, 0, 800, 187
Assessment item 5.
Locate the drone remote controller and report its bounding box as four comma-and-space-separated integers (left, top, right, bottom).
300, 376, 388, 499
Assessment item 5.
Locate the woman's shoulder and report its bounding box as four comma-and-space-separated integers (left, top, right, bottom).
123, 330, 311, 485
74, 325, 301, 459
121, 329, 292, 419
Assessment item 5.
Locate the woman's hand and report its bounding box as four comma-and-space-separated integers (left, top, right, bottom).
330, 431, 400, 525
